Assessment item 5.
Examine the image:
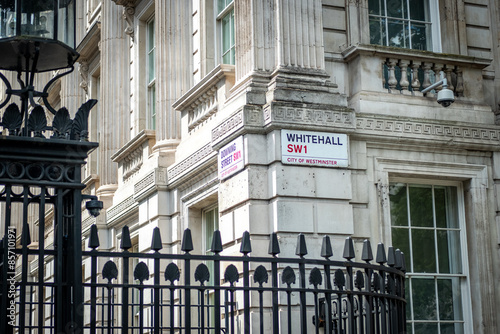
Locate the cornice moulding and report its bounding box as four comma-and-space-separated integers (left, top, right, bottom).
111, 129, 156, 163
77, 21, 101, 60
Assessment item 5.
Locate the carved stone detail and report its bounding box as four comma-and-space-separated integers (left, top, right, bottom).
133, 168, 168, 197
123, 6, 135, 40
106, 196, 136, 221
167, 144, 214, 181
134, 172, 155, 195
112, 0, 137, 40
357, 117, 500, 142
211, 111, 244, 143
188, 86, 218, 131
79, 60, 89, 94
266, 105, 356, 128
122, 146, 143, 180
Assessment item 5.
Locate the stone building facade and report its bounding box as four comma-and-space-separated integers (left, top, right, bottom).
2, 0, 500, 332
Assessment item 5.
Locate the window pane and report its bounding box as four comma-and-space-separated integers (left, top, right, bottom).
148, 84, 156, 130
414, 322, 438, 333
368, 0, 385, 15
435, 186, 459, 228
411, 228, 436, 272
438, 278, 463, 321
412, 278, 437, 320
205, 207, 219, 253
387, 19, 407, 48
409, 185, 433, 227
221, 9, 234, 65
434, 187, 446, 228
441, 323, 464, 334
437, 230, 462, 274
409, 0, 427, 21
147, 19, 155, 83
392, 227, 410, 266
390, 183, 408, 226
386, 0, 404, 18
369, 17, 386, 46
410, 22, 429, 51
218, 0, 232, 13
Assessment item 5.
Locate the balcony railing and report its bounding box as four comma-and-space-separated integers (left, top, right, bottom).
343, 44, 491, 103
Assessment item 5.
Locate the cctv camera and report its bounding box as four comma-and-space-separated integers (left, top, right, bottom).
436, 88, 454, 107
86, 199, 103, 217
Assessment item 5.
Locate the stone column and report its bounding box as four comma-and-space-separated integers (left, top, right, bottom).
98, 1, 130, 202
153, 0, 193, 155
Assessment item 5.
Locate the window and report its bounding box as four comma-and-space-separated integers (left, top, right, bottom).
368, 0, 440, 51
203, 205, 219, 287
204, 206, 219, 260
389, 182, 469, 333
203, 205, 219, 331
217, 0, 235, 65
146, 18, 156, 130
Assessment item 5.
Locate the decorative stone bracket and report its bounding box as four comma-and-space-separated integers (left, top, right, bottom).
112, 0, 138, 41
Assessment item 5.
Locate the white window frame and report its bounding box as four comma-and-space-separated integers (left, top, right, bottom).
202, 204, 219, 255
368, 0, 441, 52
146, 16, 156, 130
389, 177, 472, 333
216, 0, 235, 65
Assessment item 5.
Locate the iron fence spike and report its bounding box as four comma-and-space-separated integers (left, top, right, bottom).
151, 227, 162, 251
120, 225, 132, 250
361, 239, 374, 262
387, 246, 396, 267
210, 230, 223, 253
395, 249, 403, 269
88, 224, 100, 249
343, 236, 355, 260
376, 243, 387, 264
240, 231, 252, 254
295, 233, 308, 257
321, 235, 333, 258
181, 228, 194, 253
400, 251, 407, 272
268, 232, 280, 256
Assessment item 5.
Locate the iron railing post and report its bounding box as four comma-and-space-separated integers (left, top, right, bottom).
72, 187, 84, 332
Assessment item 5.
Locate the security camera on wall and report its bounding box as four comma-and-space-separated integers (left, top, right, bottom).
421, 71, 455, 107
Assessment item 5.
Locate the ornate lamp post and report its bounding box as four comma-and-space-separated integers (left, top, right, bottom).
0, 2, 102, 333
0, 0, 89, 136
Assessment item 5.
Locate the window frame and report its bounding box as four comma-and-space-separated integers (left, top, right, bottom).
146, 16, 156, 130
216, 0, 235, 65
202, 204, 219, 256
368, 0, 441, 52
388, 177, 472, 333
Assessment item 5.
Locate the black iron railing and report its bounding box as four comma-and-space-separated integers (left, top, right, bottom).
75, 225, 406, 334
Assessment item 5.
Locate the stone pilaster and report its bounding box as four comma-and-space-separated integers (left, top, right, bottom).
233, 0, 340, 107
274, 0, 325, 70
98, 1, 130, 201
153, 0, 193, 155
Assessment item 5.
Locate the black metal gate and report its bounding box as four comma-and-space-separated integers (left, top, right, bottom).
0, 104, 407, 334
0, 99, 99, 333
